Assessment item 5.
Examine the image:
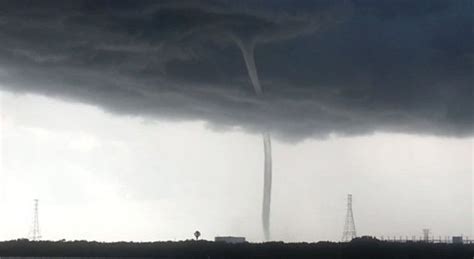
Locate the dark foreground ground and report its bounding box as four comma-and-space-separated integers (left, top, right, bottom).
0, 238, 473, 259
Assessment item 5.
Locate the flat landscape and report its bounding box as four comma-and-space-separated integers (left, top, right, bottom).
0, 238, 473, 259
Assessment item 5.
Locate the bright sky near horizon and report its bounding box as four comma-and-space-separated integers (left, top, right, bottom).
1, 90, 472, 242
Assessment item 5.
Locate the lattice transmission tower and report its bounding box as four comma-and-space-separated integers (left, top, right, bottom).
342, 194, 357, 242
29, 199, 41, 241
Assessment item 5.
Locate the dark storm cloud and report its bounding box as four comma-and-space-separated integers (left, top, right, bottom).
0, 0, 472, 140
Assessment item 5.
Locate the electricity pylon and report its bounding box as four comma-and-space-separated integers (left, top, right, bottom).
29, 199, 41, 241
342, 194, 357, 242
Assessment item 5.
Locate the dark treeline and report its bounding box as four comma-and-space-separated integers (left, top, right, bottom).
0, 237, 473, 259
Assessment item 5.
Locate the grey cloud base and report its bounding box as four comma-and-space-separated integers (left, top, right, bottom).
0, 0, 472, 140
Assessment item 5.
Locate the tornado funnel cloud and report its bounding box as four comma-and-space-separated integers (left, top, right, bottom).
234, 39, 263, 95
262, 132, 272, 241
233, 36, 272, 240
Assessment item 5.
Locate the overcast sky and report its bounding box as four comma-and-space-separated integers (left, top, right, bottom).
1, 91, 471, 242
0, 0, 472, 242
